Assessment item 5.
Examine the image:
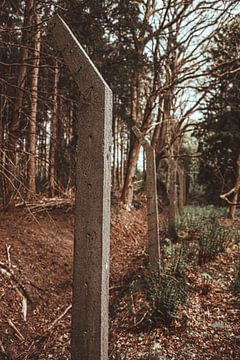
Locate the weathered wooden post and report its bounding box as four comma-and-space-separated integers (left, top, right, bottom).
168, 154, 178, 240
177, 166, 185, 214
49, 16, 112, 360
132, 126, 160, 271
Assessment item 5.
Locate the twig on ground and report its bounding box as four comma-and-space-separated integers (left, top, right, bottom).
23, 305, 72, 358
0, 261, 32, 321
128, 310, 149, 330
16, 198, 74, 213
35, 304, 72, 342
6, 245, 12, 269
7, 319, 25, 341
0, 339, 6, 355
0, 261, 32, 303
130, 291, 136, 326
28, 280, 45, 292
16, 288, 28, 322
44, 304, 72, 334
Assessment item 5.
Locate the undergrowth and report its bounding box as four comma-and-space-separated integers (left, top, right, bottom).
133, 245, 188, 327
163, 206, 237, 266
233, 256, 240, 294
110, 206, 239, 341
146, 267, 188, 326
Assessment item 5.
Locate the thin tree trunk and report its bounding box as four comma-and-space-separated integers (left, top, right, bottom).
120, 123, 125, 190
155, 94, 170, 169
121, 69, 140, 206
0, 95, 3, 207
121, 139, 141, 207
43, 119, 48, 183
5, 0, 33, 207
49, 60, 59, 197
228, 153, 240, 219
112, 114, 118, 190
116, 116, 120, 189
27, 6, 41, 194
183, 170, 187, 205
56, 96, 65, 191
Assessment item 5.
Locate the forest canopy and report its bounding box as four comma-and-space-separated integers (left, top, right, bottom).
0, 0, 239, 215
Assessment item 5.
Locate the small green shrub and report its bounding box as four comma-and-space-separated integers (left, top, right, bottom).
233, 256, 240, 294
198, 219, 233, 265
148, 272, 188, 325
162, 206, 235, 266
145, 247, 188, 326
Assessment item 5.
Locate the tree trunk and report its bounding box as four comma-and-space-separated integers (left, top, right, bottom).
121, 69, 140, 206
49, 60, 59, 197
43, 118, 48, 184
0, 95, 3, 206
27, 5, 41, 194
5, 0, 34, 207
228, 153, 240, 219
56, 96, 65, 191
116, 116, 120, 189
155, 94, 171, 169
121, 139, 141, 207
112, 115, 118, 190
120, 122, 125, 190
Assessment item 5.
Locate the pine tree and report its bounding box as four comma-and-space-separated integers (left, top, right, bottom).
197, 16, 240, 212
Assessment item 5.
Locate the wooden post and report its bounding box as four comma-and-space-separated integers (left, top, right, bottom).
132, 126, 160, 271
177, 166, 185, 214
168, 154, 178, 240
49, 16, 112, 360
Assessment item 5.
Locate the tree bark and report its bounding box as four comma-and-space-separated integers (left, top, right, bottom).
155, 93, 171, 169
49, 60, 59, 197
121, 69, 141, 206
0, 95, 3, 207
120, 122, 125, 190
112, 114, 118, 190
120, 2, 159, 207
27, 5, 41, 194
56, 96, 66, 191
121, 139, 141, 207
5, 0, 34, 207
228, 153, 240, 219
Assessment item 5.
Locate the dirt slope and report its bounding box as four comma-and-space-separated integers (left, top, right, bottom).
0, 204, 239, 359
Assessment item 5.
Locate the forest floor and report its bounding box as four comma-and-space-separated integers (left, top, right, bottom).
0, 198, 239, 359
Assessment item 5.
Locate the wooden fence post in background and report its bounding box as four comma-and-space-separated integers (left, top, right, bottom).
49, 16, 112, 360
132, 126, 160, 272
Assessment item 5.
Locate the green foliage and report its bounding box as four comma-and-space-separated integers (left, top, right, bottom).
147, 271, 188, 326
144, 247, 188, 326
210, 321, 226, 330
233, 256, 240, 294
196, 15, 240, 204
163, 206, 236, 266
198, 220, 230, 265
